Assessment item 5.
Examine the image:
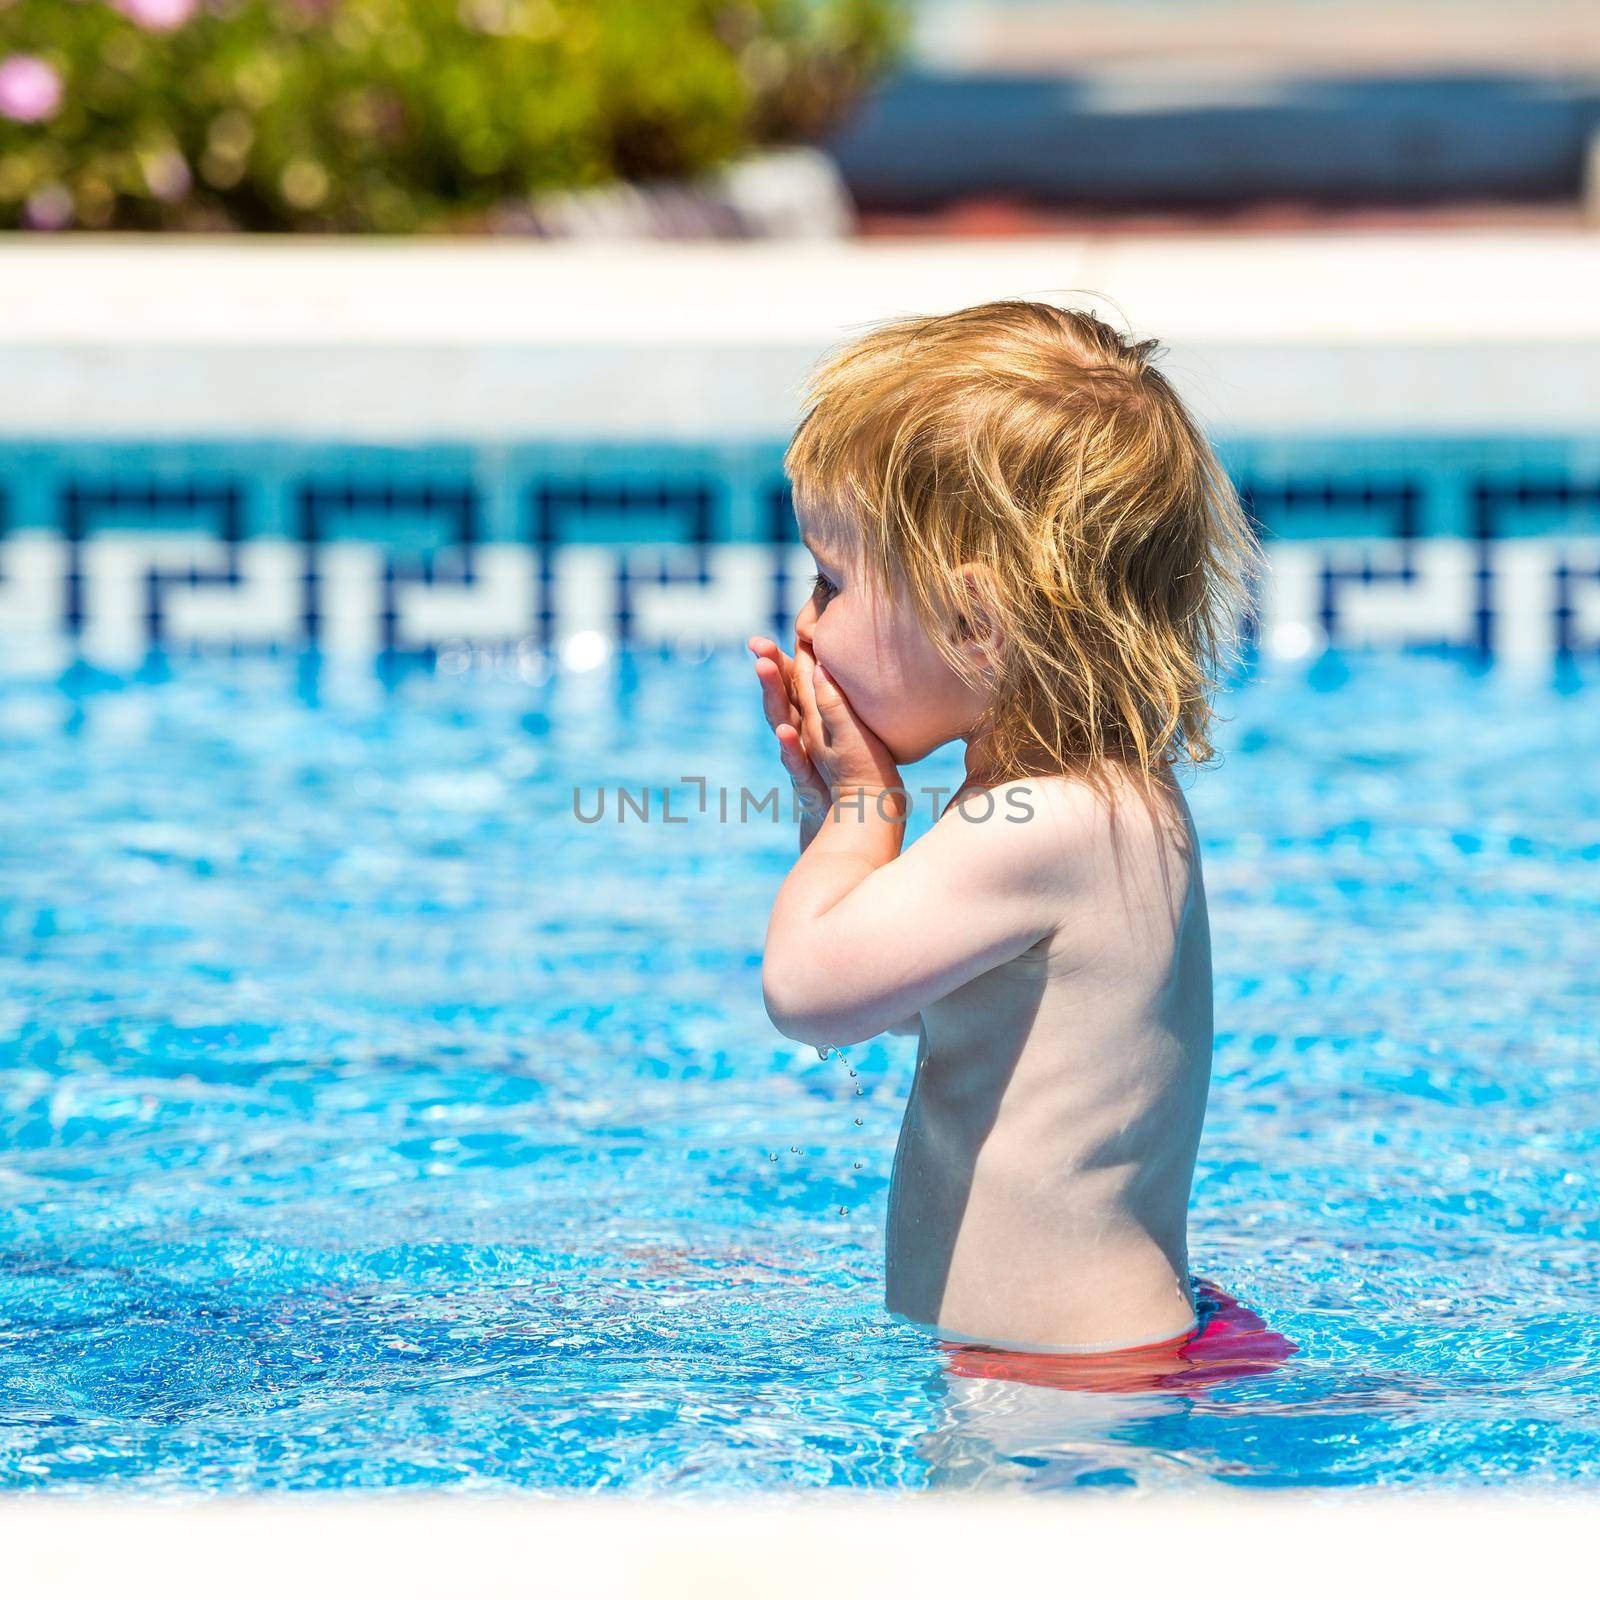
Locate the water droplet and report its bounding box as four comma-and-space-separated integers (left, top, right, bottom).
817, 1045, 832, 1060
838, 1206, 850, 1216
790, 1145, 801, 1154
854, 1086, 864, 1095
853, 1117, 863, 1126
768, 1152, 778, 1161
853, 1160, 863, 1169
847, 1067, 856, 1077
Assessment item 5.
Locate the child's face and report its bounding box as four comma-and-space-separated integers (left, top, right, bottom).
794, 517, 990, 767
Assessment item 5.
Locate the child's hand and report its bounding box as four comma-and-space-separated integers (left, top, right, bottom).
791, 638, 904, 803
748, 635, 831, 820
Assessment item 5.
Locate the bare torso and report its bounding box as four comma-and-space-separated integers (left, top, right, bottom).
884, 767, 1213, 1352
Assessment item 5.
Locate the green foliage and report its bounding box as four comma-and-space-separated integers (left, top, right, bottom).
0, 0, 907, 232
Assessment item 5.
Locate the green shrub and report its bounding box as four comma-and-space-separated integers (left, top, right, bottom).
0, 0, 907, 232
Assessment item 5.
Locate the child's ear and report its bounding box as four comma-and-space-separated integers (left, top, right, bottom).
951, 563, 1004, 668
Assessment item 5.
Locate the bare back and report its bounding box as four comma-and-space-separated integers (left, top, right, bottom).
884, 768, 1213, 1352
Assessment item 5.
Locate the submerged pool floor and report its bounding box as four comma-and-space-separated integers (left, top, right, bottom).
0, 648, 1596, 1493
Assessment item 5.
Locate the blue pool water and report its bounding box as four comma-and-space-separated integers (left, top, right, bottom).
0, 646, 1596, 1494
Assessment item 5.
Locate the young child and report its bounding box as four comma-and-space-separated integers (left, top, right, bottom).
749, 299, 1263, 1358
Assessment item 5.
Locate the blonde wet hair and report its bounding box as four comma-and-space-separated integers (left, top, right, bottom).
783, 299, 1263, 795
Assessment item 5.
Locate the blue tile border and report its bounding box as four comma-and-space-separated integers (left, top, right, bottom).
3, 437, 1599, 664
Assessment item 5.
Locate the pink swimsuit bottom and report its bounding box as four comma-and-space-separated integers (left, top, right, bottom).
937, 1278, 1297, 1394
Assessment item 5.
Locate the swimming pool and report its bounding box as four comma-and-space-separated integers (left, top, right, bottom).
0, 643, 1594, 1494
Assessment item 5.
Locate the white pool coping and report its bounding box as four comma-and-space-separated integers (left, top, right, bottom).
4, 230, 1600, 438
3, 1489, 1594, 1597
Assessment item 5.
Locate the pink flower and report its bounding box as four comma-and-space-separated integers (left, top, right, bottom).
111, 0, 199, 29
0, 55, 63, 124
24, 183, 74, 231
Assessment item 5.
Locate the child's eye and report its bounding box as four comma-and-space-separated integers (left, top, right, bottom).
811, 570, 837, 600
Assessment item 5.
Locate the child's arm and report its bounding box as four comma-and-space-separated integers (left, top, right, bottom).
758, 640, 1066, 1049
763, 785, 1065, 1048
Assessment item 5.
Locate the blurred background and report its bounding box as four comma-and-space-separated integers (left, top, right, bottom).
3, 0, 1599, 236
0, 1, 1598, 1501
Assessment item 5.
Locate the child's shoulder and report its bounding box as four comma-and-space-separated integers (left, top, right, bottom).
934, 765, 1192, 883
942, 761, 1181, 825
926, 772, 1097, 891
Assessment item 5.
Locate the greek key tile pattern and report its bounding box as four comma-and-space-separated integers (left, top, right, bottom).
2, 440, 1598, 665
